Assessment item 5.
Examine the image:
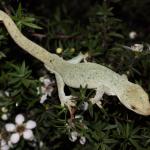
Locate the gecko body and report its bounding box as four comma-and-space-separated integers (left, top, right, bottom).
0, 10, 150, 115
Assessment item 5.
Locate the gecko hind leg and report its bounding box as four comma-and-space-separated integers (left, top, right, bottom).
89, 87, 104, 108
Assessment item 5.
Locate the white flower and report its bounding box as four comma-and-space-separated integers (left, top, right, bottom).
10, 133, 20, 144
69, 131, 78, 142
131, 44, 143, 52
79, 136, 86, 145
38, 77, 55, 104
129, 31, 137, 39
41, 79, 54, 97
0, 133, 10, 150
4, 91, 10, 97
5, 124, 16, 132
39, 141, 44, 148
26, 120, 36, 129
15, 103, 19, 107
75, 115, 82, 119
0, 140, 10, 150
1, 145, 10, 150
0, 91, 10, 98
15, 114, 25, 125
68, 131, 87, 145
1, 107, 8, 113
23, 130, 34, 140
1, 114, 8, 121
5, 114, 37, 144
40, 94, 47, 104
79, 102, 89, 111
1, 107, 9, 121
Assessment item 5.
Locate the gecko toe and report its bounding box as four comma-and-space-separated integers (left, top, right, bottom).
60, 95, 77, 107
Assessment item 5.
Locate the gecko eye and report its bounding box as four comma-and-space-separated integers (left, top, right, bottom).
131, 105, 136, 110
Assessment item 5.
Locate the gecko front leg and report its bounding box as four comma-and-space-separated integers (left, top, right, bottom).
54, 72, 76, 107
89, 87, 104, 108
45, 64, 76, 107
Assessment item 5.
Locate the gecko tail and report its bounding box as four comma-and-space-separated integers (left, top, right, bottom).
0, 11, 3, 20
0, 10, 7, 20
0, 9, 55, 64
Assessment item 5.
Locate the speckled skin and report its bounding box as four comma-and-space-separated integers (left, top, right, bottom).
1, 10, 150, 115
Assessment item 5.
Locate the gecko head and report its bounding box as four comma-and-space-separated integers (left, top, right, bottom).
119, 83, 150, 116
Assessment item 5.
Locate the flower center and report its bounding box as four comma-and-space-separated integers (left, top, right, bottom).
16, 125, 25, 133
0, 131, 9, 141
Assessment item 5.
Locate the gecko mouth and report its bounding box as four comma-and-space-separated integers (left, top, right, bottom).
130, 104, 150, 116
134, 108, 150, 116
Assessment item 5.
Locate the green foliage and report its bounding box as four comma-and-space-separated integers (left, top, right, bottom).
0, 0, 150, 149
12, 3, 42, 30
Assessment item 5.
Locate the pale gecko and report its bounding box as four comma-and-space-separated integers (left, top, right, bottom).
0, 10, 150, 115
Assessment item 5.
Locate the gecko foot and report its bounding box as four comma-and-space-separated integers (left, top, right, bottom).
60, 95, 77, 120
96, 101, 103, 108
90, 98, 103, 108
60, 95, 76, 107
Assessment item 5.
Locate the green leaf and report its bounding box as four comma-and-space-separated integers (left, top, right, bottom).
22, 21, 42, 29
0, 51, 6, 59
109, 32, 124, 39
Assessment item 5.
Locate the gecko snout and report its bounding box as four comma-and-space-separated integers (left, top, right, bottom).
141, 107, 150, 116
131, 104, 150, 116
145, 108, 150, 115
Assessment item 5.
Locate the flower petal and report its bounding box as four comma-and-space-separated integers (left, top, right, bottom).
39, 77, 44, 82
69, 131, 78, 142
43, 78, 51, 87
1, 107, 8, 113
1, 114, 8, 121
25, 120, 37, 129
1, 144, 10, 150
23, 130, 34, 140
10, 133, 20, 144
1, 139, 6, 146
80, 102, 89, 111
47, 87, 53, 96
39, 141, 44, 148
5, 123, 16, 132
15, 114, 25, 125
79, 136, 86, 145
40, 94, 47, 104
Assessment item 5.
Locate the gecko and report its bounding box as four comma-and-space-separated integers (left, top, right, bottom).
0, 10, 150, 116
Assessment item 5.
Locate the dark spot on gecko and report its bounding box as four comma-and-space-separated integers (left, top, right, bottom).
50, 59, 53, 62
131, 105, 136, 110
